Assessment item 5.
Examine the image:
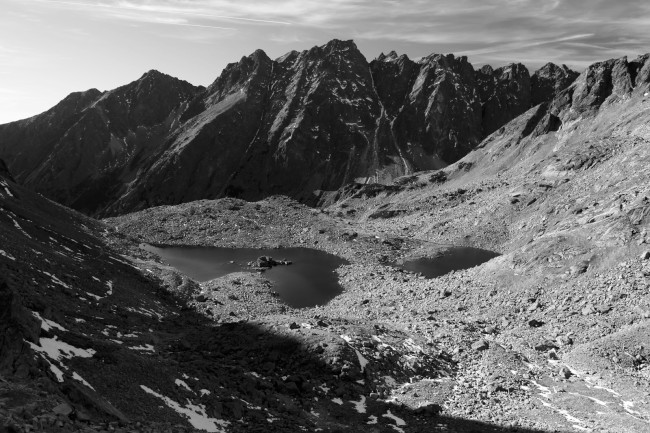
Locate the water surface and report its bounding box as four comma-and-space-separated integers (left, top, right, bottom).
398, 246, 500, 278
142, 245, 348, 308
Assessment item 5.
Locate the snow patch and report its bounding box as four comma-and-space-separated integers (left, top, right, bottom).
350, 395, 366, 414
0, 249, 15, 260
537, 399, 585, 425
29, 337, 95, 361
0, 180, 14, 197
175, 379, 194, 393
85, 291, 103, 301
32, 312, 67, 332
129, 344, 155, 352
140, 385, 229, 432
355, 349, 369, 372
40, 271, 72, 290
331, 398, 343, 405
48, 362, 65, 382
72, 372, 95, 390
382, 410, 406, 432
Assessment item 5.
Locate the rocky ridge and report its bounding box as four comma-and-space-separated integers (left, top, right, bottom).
0, 40, 577, 216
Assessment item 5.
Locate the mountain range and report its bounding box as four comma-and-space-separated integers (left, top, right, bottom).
0, 39, 580, 216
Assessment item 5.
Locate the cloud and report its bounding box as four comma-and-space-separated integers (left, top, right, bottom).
14, 0, 650, 68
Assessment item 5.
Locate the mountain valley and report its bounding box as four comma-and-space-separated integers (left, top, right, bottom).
1, 41, 650, 433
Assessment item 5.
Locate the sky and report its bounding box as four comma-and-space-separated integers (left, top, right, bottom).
2, 0, 650, 124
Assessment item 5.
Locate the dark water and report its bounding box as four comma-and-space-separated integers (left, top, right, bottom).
398, 247, 500, 278
142, 245, 348, 308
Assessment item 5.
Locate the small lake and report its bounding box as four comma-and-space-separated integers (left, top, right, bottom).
141, 245, 349, 308
397, 246, 500, 278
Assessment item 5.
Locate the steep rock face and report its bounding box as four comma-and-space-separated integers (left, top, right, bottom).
113, 41, 484, 210
108, 50, 274, 213
531, 63, 580, 106
476, 63, 532, 136
224, 40, 382, 199
631, 54, 650, 87
0, 72, 199, 214
374, 53, 483, 169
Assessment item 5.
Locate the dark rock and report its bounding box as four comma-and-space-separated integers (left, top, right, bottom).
0, 277, 41, 377
471, 339, 489, 351
534, 341, 559, 352
52, 403, 73, 417
283, 381, 300, 394
288, 322, 300, 330
528, 319, 545, 328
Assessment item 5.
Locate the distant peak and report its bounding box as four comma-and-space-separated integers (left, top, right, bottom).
141, 69, 165, 79
385, 50, 398, 59
321, 39, 359, 53
240, 48, 271, 65
478, 64, 494, 75
377, 51, 410, 63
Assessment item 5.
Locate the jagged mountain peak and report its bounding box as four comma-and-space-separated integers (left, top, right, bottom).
320, 38, 359, 53
376, 50, 399, 61
276, 49, 300, 64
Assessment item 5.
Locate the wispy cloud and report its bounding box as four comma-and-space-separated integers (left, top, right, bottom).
22, 0, 650, 66
8, 0, 650, 73
30, 0, 293, 26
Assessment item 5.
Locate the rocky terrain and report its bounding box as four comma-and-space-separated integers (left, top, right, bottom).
1, 44, 650, 433
0, 40, 576, 216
